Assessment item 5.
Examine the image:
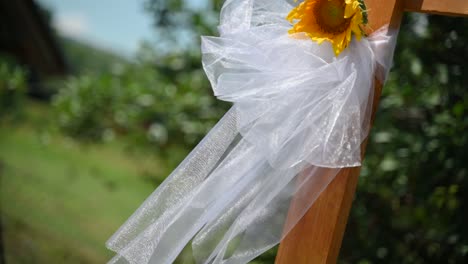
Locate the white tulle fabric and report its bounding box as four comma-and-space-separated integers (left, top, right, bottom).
106, 0, 398, 263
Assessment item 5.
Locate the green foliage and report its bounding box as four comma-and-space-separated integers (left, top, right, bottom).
340, 14, 468, 264
143, 0, 224, 53
0, 56, 27, 121
52, 59, 228, 167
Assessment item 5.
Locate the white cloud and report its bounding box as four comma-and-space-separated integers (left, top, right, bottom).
53, 13, 88, 39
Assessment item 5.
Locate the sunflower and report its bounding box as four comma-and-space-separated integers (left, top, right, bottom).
287, 0, 368, 56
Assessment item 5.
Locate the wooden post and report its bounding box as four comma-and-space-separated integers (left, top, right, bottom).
275, 1, 404, 263
276, 0, 468, 263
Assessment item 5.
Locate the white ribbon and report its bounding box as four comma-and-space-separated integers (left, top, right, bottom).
106, 0, 398, 263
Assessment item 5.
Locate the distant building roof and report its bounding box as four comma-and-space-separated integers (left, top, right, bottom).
0, 0, 68, 77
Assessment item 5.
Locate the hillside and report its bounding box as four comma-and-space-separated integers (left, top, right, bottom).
59, 36, 130, 74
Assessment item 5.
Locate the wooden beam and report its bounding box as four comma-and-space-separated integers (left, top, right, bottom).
405, 0, 468, 17
275, 1, 404, 263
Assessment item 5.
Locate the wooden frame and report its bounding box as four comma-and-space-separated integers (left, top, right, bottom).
405, 0, 468, 16
276, 0, 468, 263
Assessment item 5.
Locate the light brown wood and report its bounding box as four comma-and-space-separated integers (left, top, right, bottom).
405, 0, 468, 17
275, 1, 404, 263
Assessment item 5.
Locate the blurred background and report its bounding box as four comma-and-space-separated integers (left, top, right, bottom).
0, 0, 467, 263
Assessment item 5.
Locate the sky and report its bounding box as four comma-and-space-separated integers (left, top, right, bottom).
37, 0, 155, 57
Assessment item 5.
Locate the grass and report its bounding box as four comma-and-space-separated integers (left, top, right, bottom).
0, 101, 278, 264
0, 101, 165, 263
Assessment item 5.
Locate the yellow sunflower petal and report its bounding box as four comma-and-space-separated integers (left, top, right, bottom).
287, 0, 367, 56
344, 1, 357, 18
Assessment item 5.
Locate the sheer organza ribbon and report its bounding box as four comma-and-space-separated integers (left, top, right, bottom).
106, 0, 398, 263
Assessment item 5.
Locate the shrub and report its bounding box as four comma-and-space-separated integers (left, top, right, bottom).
0, 56, 27, 121
52, 61, 228, 166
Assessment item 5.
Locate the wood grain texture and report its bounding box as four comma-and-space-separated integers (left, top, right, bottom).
405, 0, 468, 17
275, 1, 404, 263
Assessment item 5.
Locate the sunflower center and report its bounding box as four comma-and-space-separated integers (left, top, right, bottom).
314, 0, 350, 34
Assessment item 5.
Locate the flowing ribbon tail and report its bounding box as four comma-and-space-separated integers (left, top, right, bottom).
106, 106, 341, 263
192, 166, 340, 264
106, 108, 240, 263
